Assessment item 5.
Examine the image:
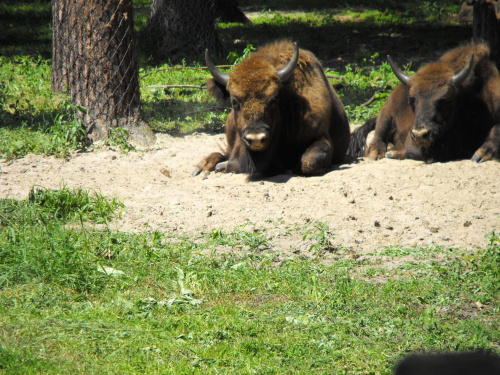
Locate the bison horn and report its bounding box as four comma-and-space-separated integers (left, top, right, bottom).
387, 55, 410, 86
451, 53, 474, 86
205, 49, 229, 86
276, 42, 299, 82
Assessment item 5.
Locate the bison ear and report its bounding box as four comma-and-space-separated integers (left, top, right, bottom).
207, 78, 230, 102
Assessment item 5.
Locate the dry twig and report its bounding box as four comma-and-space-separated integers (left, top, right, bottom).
146, 84, 206, 89
140, 65, 232, 79
360, 92, 379, 107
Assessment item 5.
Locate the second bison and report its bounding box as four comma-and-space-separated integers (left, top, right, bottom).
193, 40, 350, 176
362, 42, 500, 163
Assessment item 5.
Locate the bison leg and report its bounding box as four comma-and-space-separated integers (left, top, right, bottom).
471, 124, 500, 162
365, 140, 387, 160
192, 152, 227, 176
366, 119, 411, 160
365, 116, 393, 160
387, 135, 424, 160
385, 149, 406, 159
301, 138, 333, 175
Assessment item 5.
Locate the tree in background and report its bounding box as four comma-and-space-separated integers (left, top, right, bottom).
471, 0, 500, 68
51, 0, 155, 145
215, 0, 250, 24
142, 0, 227, 63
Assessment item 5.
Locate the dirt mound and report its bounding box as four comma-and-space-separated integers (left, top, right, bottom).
1, 132, 499, 256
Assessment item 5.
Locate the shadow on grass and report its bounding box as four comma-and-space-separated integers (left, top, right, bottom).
0, 1, 52, 58
237, 0, 411, 10
0, 106, 62, 132
141, 98, 229, 136
217, 20, 472, 70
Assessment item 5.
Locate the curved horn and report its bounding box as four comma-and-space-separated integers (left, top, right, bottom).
205, 49, 229, 86
451, 53, 474, 86
277, 42, 299, 82
387, 55, 410, 86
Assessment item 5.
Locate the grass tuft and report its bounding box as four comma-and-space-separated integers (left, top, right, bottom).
1, 204, 498, 373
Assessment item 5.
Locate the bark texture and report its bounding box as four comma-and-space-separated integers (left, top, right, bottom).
52, 0, 154, 145
144, 0, 224, 63
473, 0, 500, 69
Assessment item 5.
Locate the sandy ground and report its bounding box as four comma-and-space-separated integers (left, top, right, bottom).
1, 132, 499, 258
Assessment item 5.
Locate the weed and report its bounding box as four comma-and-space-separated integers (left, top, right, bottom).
27, 184, 124, 224
209, 223, 270, 251
103, 127, 136, 152
227, 44, 256, 65
302, 221, 336, 254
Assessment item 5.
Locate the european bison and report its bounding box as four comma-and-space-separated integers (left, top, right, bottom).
358, 42, 500, 163
192, 40, 350, 176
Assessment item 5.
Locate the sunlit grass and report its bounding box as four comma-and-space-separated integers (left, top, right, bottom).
1, 191, 499, 373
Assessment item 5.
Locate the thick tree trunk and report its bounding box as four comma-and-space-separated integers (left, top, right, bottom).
51, 0, 155, 145
144, 0, 224, 63
472, 0, 500, 69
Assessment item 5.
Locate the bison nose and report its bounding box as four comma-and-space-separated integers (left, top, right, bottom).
244, 132, 269, 151
411, 127, 432, 146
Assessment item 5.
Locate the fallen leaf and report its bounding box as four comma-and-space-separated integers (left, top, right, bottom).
97, 264, 125, 276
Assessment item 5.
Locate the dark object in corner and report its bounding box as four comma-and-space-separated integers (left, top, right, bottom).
394, 351, 500, 375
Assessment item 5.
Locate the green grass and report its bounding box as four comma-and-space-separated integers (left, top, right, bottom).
1, 4, 498, 372
0, 56, 89, 160
139, 63, 228, 134
1, 190, 499, 373
0, 0, 52, 58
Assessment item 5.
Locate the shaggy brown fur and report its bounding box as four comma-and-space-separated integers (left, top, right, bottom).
193, 40, 350, 176
355, 42, 500, 163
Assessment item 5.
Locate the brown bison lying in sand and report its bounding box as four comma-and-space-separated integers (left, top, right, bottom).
353, 43, 500, 163
192, 40, 350, 176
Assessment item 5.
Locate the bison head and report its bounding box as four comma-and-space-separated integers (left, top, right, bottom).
205, 43, 299, 152
388, 53, 474, 148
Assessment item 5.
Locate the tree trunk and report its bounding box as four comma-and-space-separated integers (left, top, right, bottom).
51, 0, 69, 92
144, 0, 224, 63
51, 0, 155, 146
472, 0, 500, 69
214, 0, 250, 24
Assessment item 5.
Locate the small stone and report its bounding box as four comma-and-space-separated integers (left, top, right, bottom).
160, 167, 171, 178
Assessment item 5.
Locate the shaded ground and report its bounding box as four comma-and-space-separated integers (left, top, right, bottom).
1, 132, 499, 260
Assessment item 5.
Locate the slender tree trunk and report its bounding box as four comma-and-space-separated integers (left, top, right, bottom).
473, 0, 500, 69
144, 0, 224, 63
51, 0, 155, 145
214, 0, 250, 24
51, 0, 69, 92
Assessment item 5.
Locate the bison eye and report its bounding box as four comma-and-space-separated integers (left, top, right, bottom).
231, 99, 240, 110
437, 98, 451, 111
